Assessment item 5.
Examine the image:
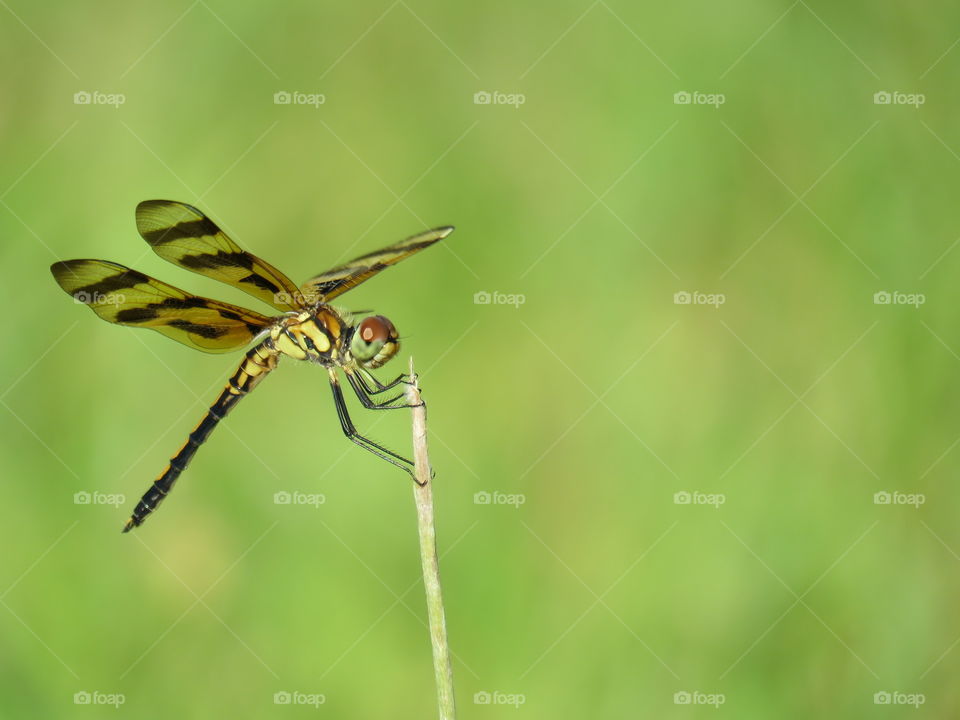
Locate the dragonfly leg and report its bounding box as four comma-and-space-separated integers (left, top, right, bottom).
345, 370, 420, 410
329, 370, 424, 485
355, 367, 415, 395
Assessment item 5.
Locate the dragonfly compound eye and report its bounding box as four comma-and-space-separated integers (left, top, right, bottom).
351, 315, 399, 368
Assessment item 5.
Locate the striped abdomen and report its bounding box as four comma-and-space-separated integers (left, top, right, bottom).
122, 341, 278, 532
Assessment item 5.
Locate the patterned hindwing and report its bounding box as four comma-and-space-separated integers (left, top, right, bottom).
299, 226, 454, 304
50, 259, 272, 353
136, 200, 303, 312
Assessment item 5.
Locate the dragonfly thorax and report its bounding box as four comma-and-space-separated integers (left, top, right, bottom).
271, 308, 344, 365
269, 308, 400, 370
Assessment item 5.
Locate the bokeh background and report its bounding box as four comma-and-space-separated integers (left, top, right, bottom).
2, 2, 959, 717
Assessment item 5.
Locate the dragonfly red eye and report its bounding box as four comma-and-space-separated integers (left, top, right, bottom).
359, 316, 393, 343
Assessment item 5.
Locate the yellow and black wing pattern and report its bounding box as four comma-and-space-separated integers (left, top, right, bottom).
136, 200, 303, 312
300, 226, 454, 303
50, 259, 271, 353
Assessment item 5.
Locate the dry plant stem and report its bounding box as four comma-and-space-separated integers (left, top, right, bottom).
407, 357, 456, 720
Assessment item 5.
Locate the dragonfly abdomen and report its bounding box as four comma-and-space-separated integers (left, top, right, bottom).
121, 342, 279, 532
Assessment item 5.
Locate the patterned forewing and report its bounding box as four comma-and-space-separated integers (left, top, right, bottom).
136, 200, 303, 312
299, 226, 453, 303
50, 259, 271, 353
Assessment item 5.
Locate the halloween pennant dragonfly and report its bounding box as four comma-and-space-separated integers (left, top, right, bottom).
51, 200, 452, 532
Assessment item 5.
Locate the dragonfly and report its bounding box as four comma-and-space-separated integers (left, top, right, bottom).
50, 200, 452, 533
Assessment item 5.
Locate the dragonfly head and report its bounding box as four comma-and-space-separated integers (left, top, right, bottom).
349, 315, 399, 369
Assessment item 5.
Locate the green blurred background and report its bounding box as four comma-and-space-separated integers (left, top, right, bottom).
2, 1, 959, 717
